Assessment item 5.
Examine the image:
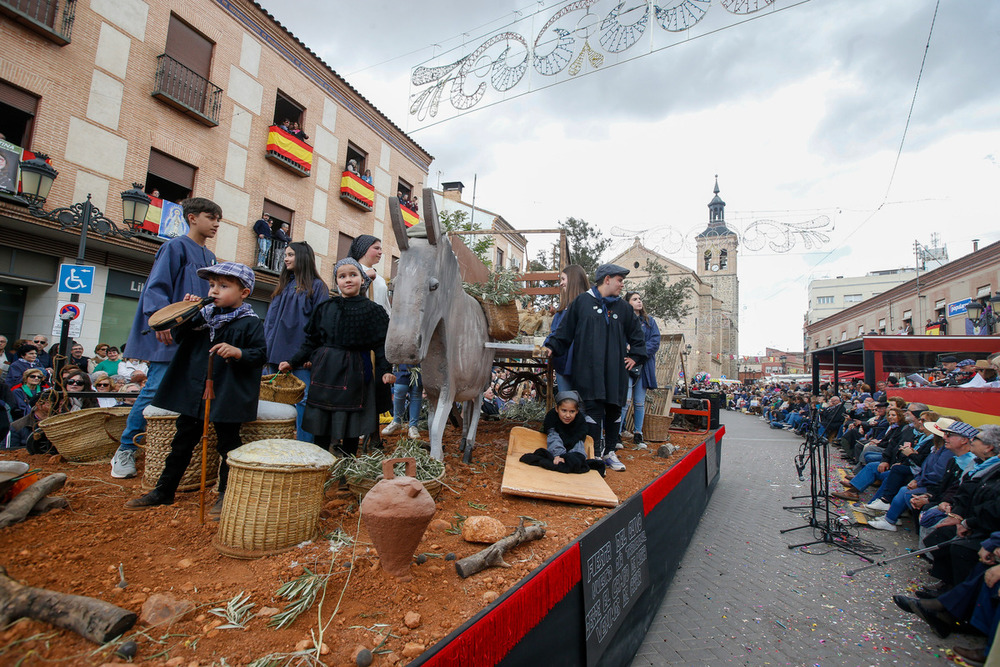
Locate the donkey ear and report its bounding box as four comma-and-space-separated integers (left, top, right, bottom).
422, 187, 441, 246
387, 195, 409, 251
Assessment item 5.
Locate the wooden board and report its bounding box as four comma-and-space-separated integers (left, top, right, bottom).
501, 427, 619, 508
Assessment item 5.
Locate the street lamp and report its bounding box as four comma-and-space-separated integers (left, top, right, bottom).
19, 154, 151, 372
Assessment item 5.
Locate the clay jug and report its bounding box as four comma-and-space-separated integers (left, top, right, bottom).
361, 457, 436, 581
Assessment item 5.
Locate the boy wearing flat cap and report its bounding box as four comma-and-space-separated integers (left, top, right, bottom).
126, 262, 266, 514
544, 263, 646, 472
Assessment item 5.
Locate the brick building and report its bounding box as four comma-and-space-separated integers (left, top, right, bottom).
434, 181, 526, 272
0, 0, 431, 350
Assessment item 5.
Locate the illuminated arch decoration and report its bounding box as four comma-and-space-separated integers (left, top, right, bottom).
611, 214, 833, 255
409, 0, 780, 124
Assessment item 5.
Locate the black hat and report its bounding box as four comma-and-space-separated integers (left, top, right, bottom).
594, 263, 629, 284
941, 355, 957, 363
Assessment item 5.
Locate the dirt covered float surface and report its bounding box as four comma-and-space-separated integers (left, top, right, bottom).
0, 421, 700, 666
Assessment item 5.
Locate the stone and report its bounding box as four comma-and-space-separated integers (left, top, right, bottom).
180, 581, 195, 593
385, 653, 401, 665
428, 518, 452, 532
403, 611, 421, 629
140, 593, 194, 627
177, 558, 193, 569
355, 646, 374, 667
319, 643, 330, 655
294, 639, 312, 652
656, 443, 678, 458
401, 642, 426, 659
482, 590, 499, 603
256, 606, 280, 618
461, 516, 507, 544
165, 657, 185, 667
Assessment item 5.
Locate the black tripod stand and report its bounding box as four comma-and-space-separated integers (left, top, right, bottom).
780, 405, 873, 562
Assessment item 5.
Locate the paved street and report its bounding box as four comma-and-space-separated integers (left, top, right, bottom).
632, 411, 986, 667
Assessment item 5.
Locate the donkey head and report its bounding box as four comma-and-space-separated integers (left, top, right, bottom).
386, 188, 457, 364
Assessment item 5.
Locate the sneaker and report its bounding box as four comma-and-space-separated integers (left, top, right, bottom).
604, 452, 626, 472
111, 447, 137, 479
634, 442, 648, 450
867, 516, 897, 531
620, 430, 633, 440
381, 421, 402, 436
615, 442, 624, 450
408, 426, 420, 439
633, 432, 644, 445
866, 498, 891, 512
124, 488, 173, 510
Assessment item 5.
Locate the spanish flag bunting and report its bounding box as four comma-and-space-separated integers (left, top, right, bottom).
401, 205, 419, 228
266, 125, 313, 172
142, 195, 163, 234
340, 171, 374, 207
925, 323, 942, 336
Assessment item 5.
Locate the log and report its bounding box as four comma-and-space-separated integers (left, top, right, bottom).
28, 496, 69, 516
455, 521, 546, 579
0, 566, 137, 644
0, 473, 66, 529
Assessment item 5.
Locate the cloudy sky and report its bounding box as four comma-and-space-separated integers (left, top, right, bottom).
261, 0, 1000, 354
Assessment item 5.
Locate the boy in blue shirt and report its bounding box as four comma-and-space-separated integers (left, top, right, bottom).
111, 197, 221, 478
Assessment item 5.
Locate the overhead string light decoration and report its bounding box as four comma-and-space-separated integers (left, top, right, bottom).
408, 0, 792, 126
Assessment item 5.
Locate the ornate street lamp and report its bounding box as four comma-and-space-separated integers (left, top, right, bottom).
19, 154, 152, 371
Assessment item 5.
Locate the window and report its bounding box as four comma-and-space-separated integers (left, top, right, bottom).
273, 90, 305, 127
703, 250, 711, 270
0, 80, 39, 147
902, 310, 912, 320
496, 248, 504, 268
510, 256, 520, 271
858, 326, 864, 336
345, 142, 367, 174
841, 331, 847, 341
338, 232, 355, 260
977, 285, 992, 298
154, 15, 219, 123
719, 249, 728, 269
255, 199, 294, 272
826, 337, 832, 346
397, 178, 413, 202
146, 149, 196, 203
817, 296, 834, 305
844, 294, 863, 303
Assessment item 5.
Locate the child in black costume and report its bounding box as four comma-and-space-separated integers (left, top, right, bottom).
520, 391, 606, 476
125, 262, 266, 513
279, 258, 395, 455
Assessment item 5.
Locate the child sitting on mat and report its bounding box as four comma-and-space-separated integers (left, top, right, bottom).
520, 391, 606, 476
125, 262, 266, 515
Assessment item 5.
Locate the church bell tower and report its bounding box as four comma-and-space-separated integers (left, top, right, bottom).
695, 176, 739, 378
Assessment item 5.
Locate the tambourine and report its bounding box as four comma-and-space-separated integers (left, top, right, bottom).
142, 296, 214, 334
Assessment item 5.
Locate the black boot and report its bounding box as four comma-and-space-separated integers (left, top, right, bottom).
124, 487, 174, 511
209, 492, 225, 519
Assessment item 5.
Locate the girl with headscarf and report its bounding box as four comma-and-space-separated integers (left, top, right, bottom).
349, 235, 390, 314
279, 258, 395, 456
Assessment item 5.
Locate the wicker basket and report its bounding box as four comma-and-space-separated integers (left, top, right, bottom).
240, 419, 296, 443
643, 413, 675, 442
39, 408, 125, 463
260, 373, 305, 405
623, 388, 675, 442
476, 299, 519, 341
103, 407, 132, 442
213, 439, 336, 559
348, 474, 444, 502
140, 412, 219, 491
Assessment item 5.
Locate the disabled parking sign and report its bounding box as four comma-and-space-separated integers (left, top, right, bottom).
58, 263, 95, 294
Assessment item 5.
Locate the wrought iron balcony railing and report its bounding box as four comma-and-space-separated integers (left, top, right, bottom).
0, 0, 75, 44
151, 54, 222, 127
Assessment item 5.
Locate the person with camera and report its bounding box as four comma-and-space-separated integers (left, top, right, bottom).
619, 291, 659, 449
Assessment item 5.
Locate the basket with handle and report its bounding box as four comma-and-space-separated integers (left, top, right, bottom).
475, 298, 519, 341
39, 407, 128, 463
139, 407, 219, 491
260, 373, 305, 405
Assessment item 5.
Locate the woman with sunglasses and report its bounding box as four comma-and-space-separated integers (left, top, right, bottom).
11, 368, 48, 418
5, 343, 44, 390
88, 372, 117, 408
64, 371, 101, 410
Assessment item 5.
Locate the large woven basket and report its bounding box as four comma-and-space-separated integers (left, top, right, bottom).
39, 408, 126, 463
213, 439, 336, 559
260, 373, 305, 405
241, 419, 296, 443
623, 389, 675, 442
476, 299, 519, 341
643, 413, 675, 442
140, 411, 219, 491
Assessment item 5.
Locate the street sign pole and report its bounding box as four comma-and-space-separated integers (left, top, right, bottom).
57, 198, 93, 377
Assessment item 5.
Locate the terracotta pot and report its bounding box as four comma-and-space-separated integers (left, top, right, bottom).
360, 457, 436, 581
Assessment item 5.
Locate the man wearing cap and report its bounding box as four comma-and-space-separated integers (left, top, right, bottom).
543, 263, 647, 472
125, 261, 266, 512
112, 197, 223, 479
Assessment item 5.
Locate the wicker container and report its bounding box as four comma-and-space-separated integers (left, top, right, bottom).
260, 373, 305, 405
623, 388, 675, 442
213, 439, 337, 559
476, 299, 519, 341
241, 400, 297, 442
643, 413, 675, 442
39, 408, 124, 462
140, 406, 219, 492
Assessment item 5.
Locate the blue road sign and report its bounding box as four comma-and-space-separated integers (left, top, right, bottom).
58, 264, 96, 294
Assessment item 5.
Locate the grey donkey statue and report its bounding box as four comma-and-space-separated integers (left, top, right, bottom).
386, 188, 495, 463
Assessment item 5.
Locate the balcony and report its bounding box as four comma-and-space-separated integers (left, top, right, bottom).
0, 0, 74, 44
152, 54, 222, 127
265, 126, 313, 177
399, 202, 420, 228
339, 171, 374, 212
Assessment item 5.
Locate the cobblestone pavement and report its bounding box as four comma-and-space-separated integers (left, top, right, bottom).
632, 411, 987, 667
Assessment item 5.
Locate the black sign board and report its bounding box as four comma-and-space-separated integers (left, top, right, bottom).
106, 270, 145, 298
705, 435, 719, 485
580, 493, 650, 666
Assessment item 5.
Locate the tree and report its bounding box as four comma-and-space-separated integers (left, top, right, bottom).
630, 259, 692, 324
559, 217, 611, 277
440, 209, 494, 268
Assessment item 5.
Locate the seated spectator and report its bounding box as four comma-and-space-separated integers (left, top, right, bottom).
67, 342, 89, 370
833, 407, 908, 502
93, 346, 122, 376
117, 383, 141, 407
11, 369, 47, 419
130, 371, 147, 387
64, 370, 101, 410
118, 356, 148, 379
8, 390, 58, 453
91, 372, 117, 407
88, 343, 110, 373
5, 343, 43, 389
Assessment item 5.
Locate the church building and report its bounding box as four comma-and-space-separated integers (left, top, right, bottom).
608, 178, 740, 381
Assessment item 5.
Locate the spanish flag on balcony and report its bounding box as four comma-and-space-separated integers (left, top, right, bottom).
340, 171, 374, 208
925, 323, 942, 336
400, 204, 419, 228
266, 126, 313, 172
142, 195, 163, 234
